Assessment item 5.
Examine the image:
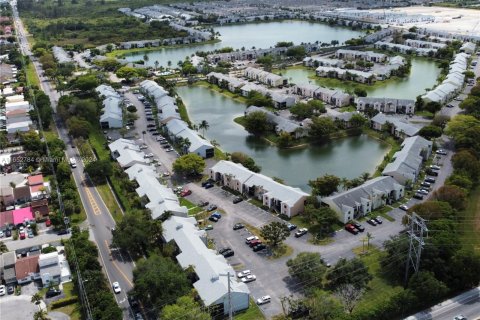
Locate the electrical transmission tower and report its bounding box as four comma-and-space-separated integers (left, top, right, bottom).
404, 213, 428, 287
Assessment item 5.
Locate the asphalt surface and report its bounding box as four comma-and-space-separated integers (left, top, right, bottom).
12, 3, 134, 319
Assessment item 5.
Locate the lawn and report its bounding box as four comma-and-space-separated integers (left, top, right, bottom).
353, 248, 404, 313
460, 186, 480, 253
96, 184, 123, 223
46, 282, 81, 320
26, 62, 40, 87
233, 299, 265, 320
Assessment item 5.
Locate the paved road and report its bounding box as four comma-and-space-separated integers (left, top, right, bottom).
407, 286, 480, 320
12, 3, 134, 318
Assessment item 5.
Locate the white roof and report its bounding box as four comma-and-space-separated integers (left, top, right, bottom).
165, 119, 213, 153
211, 161, 308, 206
100, 97, 123, 122
163, 216, 249, 306
125, 164, 187, 218
5, 95, 25, 103
383, 136, 432, 178
108, 139, 147, 168
96, 85, 120, 99
5, 101, 30, 111
6, 121, 32, 133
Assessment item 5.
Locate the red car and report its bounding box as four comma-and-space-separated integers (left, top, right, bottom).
249, 240, 262, 248
180, 189, 192, 197
345, 224, 358, 235
45, 219, 51, 227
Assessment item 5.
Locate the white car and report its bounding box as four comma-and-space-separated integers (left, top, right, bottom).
0, 230, 4, 238
0, 285, 5, 296
139, 145, 148, 150
245, 236, 259, 244
112, 282, 121, 294
144, 153, 154, 158
163, 172, 170, 177
256, 295, 271, 305
237, 270, 251, 278
241, 275, 257, 283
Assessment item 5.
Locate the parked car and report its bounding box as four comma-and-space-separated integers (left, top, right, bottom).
436, 149, 447, 155
253, 244, 267, 252
321, 258, 332, 267
218, 248, 231, 255
413, 193, 424, 200
147, 124, 155, 128
201, 179, 214, 187
198, 201, 209, 207
345, 224, 358, 235
0, 230, 3, 238
294, 228, 308, 238
232, 196, 243, 204
366, 219, 377, 226
152, 132, 160, 136
446, 104, 454, 108
222, 249, 234, 258
242, 275, 257, 283
248, 239, 262, 248
417, 189, 429, 195
27, 230, 34, 238
207, 204, 217, 211
374, 216, 383, 224
112, 282, 121, 294
144, 153, 154, 158
0, 285, 5, 296
245, 236, 259, 244
287, 223, 297, 231
233, 223, 245, 230
5, 229, 11, 237
399, 205, 409, 211
237, 270, 251, 278
180, 189, 192, 197
420, 182, 431, 188
139, 145, 148, 150
211, 212, 222, 219
425, 177, 436, 183
46, 288, 62, 298
204, 183, 214, 189
204, 224, 213, 231
146, 117, 154, 121
7, 286, 14, 295
208, 215, 219, 222
426, 169, 439, 176
430, 165, 441, 170
256, 295, 271, 305
19, 231, 26, 240
352, 222, 365, 232
57, 229, 69, 235
453, 315, 467, 320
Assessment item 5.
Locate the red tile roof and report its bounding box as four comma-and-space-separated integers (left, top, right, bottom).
15, 256, 39, 279
27, 174, 44, 186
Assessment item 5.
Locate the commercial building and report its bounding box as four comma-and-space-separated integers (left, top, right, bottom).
210, 161, 309, 217
125, 164, 187, 219
382, 136, 432, 185
321, 176, 404, 223
163, 216, 250, 315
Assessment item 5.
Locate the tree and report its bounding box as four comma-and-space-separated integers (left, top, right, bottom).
55, 162, 71, 182
350, 113, 367, 128
243, 111, 271, 135
260, 222, 290, 249
304, 206, 339, 238
73, 74, 99, 91
33, 310, 50, 320
84, 160, 112, 185
290, 100, 325, 120
447, 250, 480, 291
198, 120, 209, 137
335, 284, 364, 314
116, 66, 139, 81
418, 125, 443, 140
432, 185, 467, 210
326, 258, 372, 290
424, 101, 442, 114
309, 174, 340, 197
286, 46, 306, 60
277, 131, 293, 148
446, 173, 473, 190
161, 296, 210, 320
0, 241, 7, 253
172, 153, 206, 177
230, 152, 261, 172
354, 88, 367, 97
408, 201, 454, 220
286, 252, 326, 288
246, 91, 273, 108
67, 116, 91, 138
133, 254, 190, 309
446, 115, 480, 151
408, 271, 448, 305
304, 290, 343, 320
452, 149, 480, 182
309, 117, 337, 138
31, 292, 42, 304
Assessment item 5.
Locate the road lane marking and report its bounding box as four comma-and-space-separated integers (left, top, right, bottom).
84, 184, 101, 216
105, 240, 134, 288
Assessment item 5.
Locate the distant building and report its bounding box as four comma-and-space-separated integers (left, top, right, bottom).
335, 50, 387, 63
16, 255, 40, 284
245, 106, 307, 138
210, 161, 309, 217
164, 119, 214, 158
244, 67, 287, 87
356, 97, 415, 114
370, 113, 421, 138
293, 84, 351, 107
459, 42, 476, 54
100, 96, 123, 129
109, 139, 148, 168
321, 176, 404, 223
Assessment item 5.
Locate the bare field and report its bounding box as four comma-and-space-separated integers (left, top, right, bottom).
372, 6, 480, 35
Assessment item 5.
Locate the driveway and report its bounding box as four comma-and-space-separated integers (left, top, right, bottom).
0, 294, 47, 319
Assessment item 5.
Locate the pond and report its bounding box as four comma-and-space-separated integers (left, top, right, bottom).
278, 58, 442, 99
177, 85, 390, 191
123, 20, 365, 68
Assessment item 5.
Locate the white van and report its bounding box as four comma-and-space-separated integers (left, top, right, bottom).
69, 157, 77, 168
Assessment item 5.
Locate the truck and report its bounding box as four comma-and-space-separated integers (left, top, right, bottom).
69, 157, 77, 168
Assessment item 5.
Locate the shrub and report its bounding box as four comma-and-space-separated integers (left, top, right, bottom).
51, 296, 79, 309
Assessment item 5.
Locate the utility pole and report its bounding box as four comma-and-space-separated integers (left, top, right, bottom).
404, 213, 428, 287
219, 272, 234, 320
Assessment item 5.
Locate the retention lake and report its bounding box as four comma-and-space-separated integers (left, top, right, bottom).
124, 21, 364, 68
177, 85, 389, 191
279, 58, 441, 99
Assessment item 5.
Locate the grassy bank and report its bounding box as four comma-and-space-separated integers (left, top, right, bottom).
194, 80, 250, 104
460, 186, 480, 252
26, 62, 40, 87
363, 128, 399, 177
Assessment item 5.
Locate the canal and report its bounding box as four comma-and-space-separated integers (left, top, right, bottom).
123, 20, 365, 68
279, 58, 442, 99
177, 85, 389, 191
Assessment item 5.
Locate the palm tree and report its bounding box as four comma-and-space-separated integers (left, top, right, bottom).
33, 310, 49, 320
361, 172, 370, 182
366, 232, 374, 250
143, 54, 149, 62
167, 60, 172, 67
31, 292, 42, 305
198, 120, 209, 137
340, 177, 350, 191
182, 138, 191, 155
210, 139, 220, 149
0, 241, 7, 253
154, 60, 159, 71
